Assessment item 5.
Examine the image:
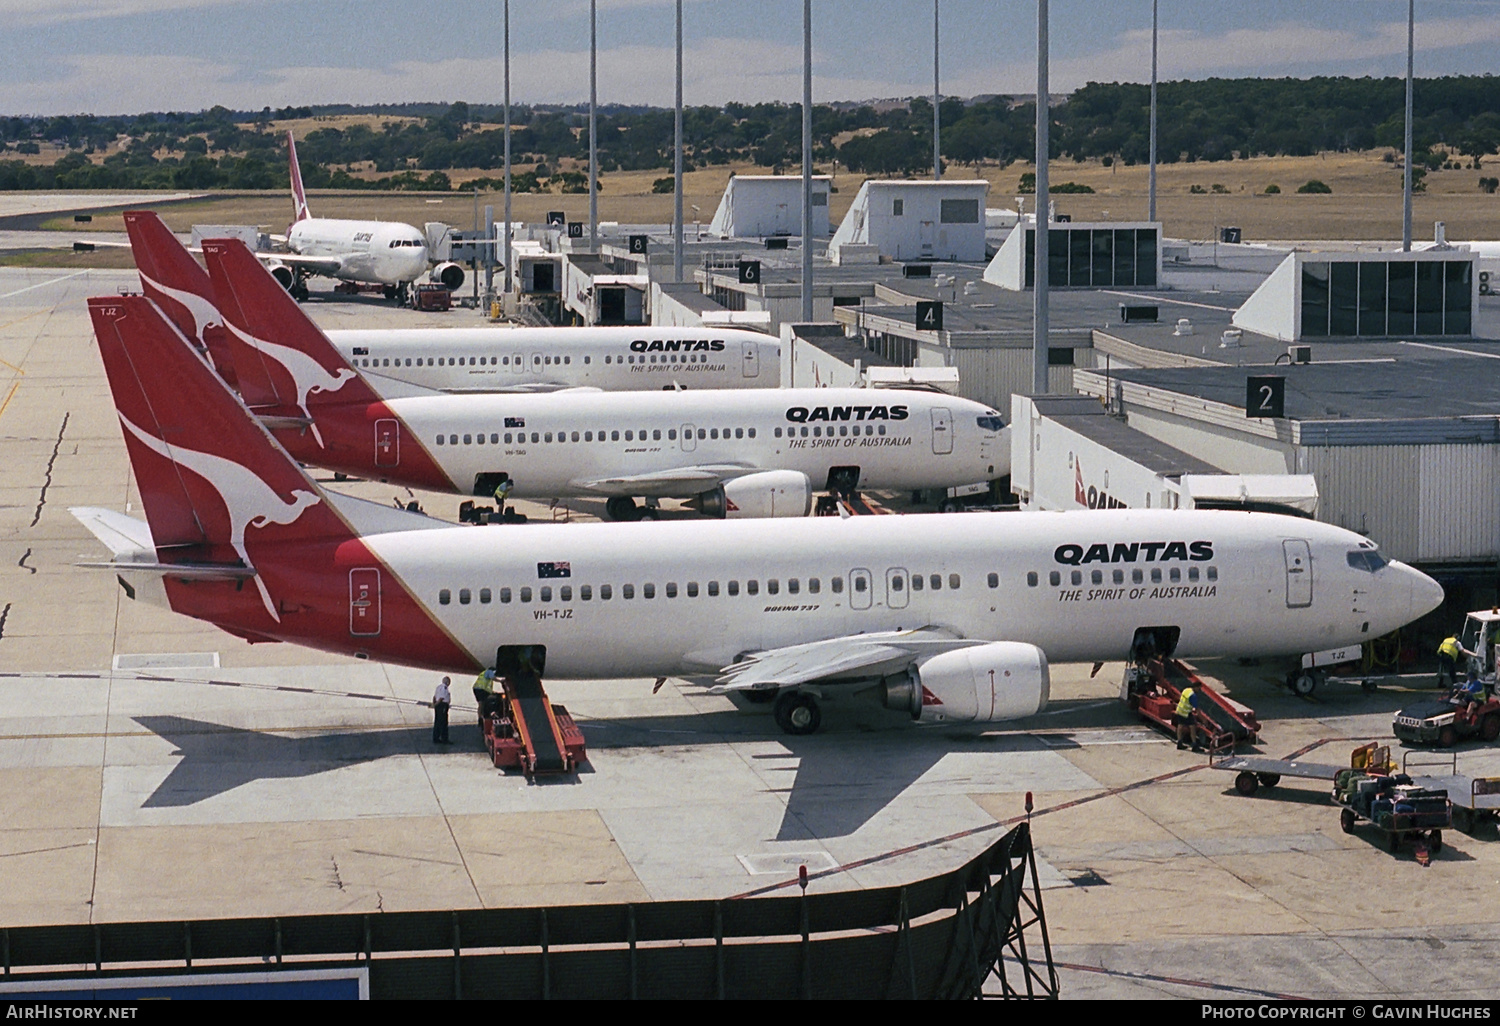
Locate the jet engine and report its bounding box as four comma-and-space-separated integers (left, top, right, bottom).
688, 470, 812, 519
267, 263, 295, 290
883, 642, 1050, 723
432, 262, 466, 290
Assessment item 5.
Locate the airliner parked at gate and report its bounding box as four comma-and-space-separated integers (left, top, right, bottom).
76, 293, 1444, 734
200, 237, 1004, 517
126, 209, 782, 393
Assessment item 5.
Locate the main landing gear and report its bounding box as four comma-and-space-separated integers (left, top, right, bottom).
773, 690, 822, 736
605, 496, 659, 521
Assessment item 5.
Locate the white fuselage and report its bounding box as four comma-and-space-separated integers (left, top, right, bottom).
390, 387, 1007, 498
330, 326, 782, 391
342, 510, 1439, 678
286, 218, 430, 286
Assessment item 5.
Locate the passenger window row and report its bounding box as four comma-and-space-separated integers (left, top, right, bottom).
1025, 566, 1219, 587
435, 427, 759, 446
605, 354, 711, 365
438, 575, 845, 606
355, 355, 584, 368
776, 425, 886, 438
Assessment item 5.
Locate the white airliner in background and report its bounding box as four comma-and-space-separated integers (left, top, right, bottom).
127, 209, 782, 392
264, 131, 450, 302
201, 237, 1006, 517
76, 293, 1445, 734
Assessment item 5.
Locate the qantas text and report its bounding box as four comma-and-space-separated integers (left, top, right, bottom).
786, 405, 909, 423
1054, 541, 1214, 565
629, 339, 726, 352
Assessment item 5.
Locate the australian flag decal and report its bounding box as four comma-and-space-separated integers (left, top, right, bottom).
505, 417, 526, 428
537, 561, 572, 579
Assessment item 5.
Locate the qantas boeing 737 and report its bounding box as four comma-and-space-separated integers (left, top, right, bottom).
125, 209, 783, 392
198, 237, 1007, 518
74, 294, 1443, 734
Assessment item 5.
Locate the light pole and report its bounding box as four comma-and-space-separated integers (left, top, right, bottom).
801, 0, 813, 323
1033, 0, 1050, 395
503, 0, 512, 294
589, 0, 598, 248
674, 0, 684, 281
1149, 0, 1157, 224
1403, 0, 1414, 252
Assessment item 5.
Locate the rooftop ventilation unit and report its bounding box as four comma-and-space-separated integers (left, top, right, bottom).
1173, 318, 1194, 336
1287, 344, 1312, 364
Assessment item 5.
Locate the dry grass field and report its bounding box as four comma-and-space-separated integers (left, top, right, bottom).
35, 149, 1500, 245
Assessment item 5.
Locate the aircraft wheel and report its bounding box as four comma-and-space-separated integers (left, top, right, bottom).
1481, 713, 1500, 742
1439, 725, 1458, 748
637, 507, 659, 521
291, 282, 310, 302
605, 496, 638, 522
1234, 771, 1259, 796
774, 691, 821, 736
1340, 808, 1356, 834
1257, 773, 1282, 788
938, 498, 963, 513
1292, 672, 1318, 697
383, 284, 398, 300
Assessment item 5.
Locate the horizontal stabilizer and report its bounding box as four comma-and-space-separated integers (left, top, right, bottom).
69, 506, 154, 557
76, 561, 257, 581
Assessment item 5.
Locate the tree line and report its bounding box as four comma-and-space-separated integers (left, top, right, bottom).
5, 76, 1500, 192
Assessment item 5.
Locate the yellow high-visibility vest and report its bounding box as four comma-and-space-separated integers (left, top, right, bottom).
1439, 637, 1461, 660
1176, 688, 1194, 718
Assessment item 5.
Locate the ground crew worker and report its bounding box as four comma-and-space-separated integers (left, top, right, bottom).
1174, 687, 1203, 752
493, 475, 514, 509
1456, 668, 1485, 717
1437, 635, 1461, 689
473, 667, 497, 727
432, 676, 452, 744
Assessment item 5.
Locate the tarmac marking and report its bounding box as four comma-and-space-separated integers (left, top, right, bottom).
0, 270, 88, 301
0, 307, 46, 342
0, 380, 20, 422
0, 841, 96, 860
1047, 959, 1303, 1000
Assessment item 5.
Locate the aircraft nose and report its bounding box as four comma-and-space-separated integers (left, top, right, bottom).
1408, 564, 1444, 619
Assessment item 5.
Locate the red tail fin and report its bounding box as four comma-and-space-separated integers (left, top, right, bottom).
122, 210, 237, 386
287, 130, 311, 224
201, 237, 379, 415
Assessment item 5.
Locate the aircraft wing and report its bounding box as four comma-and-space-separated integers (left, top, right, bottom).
255, 251, 343, 275
710, 628, 987, 692
571, 464, 755, 497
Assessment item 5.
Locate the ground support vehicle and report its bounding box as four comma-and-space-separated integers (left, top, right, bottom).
1333, 756, 1450, 854
1122, 657, 1260, 751
1400, 752, 1500, 834
1285, 645, 1376, 696
1392, 694, 1500, 747
481, 674, 587, 778
412, 282, 452, 311
1211, 741, 1392, 797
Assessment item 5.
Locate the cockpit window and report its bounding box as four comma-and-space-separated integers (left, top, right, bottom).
976, 415, 1005, 431
1347, 549, 1388, 573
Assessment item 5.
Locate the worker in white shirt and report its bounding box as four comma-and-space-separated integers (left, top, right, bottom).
432, 676, 452, 744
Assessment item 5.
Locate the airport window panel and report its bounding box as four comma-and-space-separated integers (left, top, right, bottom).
988, 572, 1000, 588
1416, 261, 1445, 335
1134, 230, 1158, 287
643, 584, 655, 599
601, 584, 612, 600
540, 587, 552, 602
623, 584, 635, 599
1069, 230, 1093, 287
1446, 261, 1472, 335
1091, 230, 1114, 286
1328, 261, 1359, 336
940, 198, 980, 224
560, 586, 572, 601
439, 589, 451, 605
521, 587, 533, 602
581, 585, 592, 600
747, 580, 759, 595
832, 577, 844, 593
708, 580, 719, 596
666, 582, 677, 598
809, 578, 821, 593
1024, 229, 1036, 288
1301, 262, 1330, 338
480, 588, 491, 604
1113, 229, 1136, 283
1049, 571, 1061, 586
728, 580, 739, 596
1049, 229, 1069, 287
1388, 261, 1416, 336
912, 575, 923, 592
500, 587, 512, 603
1027, 572, 1038, 587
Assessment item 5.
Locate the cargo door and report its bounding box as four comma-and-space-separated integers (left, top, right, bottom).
885, 567, 909, 610
349, 568, 382, 636
1283, 539, 1313, 608
849, 568, 873, 611
741, 341, 760, 378
681, 423, 696, 452
930, 407, 953, 455
374, 418, 400, 467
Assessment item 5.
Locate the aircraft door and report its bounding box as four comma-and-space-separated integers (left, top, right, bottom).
931, 407, 953, 455
886, 568, 909, 609
742, 341, 760, 378
374, 419, 400, 467
349, 568, 382, 636
1283, 539, 1313, 608
849, 568, 873, 610
681, 424, 696, 452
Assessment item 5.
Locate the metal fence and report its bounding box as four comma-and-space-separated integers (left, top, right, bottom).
1, 822, 1056, 1000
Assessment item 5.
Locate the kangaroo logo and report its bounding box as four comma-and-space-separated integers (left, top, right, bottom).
119, 412, 321, 623
138, 272, 224, 346
222, 320, 355, 448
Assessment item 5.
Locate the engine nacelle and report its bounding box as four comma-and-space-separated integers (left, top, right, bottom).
883, 642, 1050, 723
267, 263, 295, 290
432, 261, 466, 290
690, 470, 811, 519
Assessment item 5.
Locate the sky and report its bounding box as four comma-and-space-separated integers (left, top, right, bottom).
6, 0, 1500, 116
